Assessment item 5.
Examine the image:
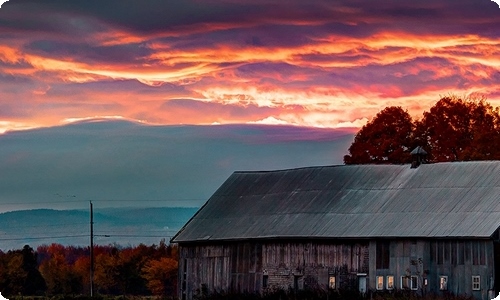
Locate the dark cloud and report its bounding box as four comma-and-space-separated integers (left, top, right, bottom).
2, 0, 498, 38
161, 98, 278, 119
25, 40, 154, 65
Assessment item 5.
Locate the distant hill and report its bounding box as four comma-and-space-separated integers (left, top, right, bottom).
0, 207, 198, 251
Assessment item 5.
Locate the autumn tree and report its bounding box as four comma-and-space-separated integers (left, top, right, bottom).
345, 95, 500, 164
39, 252, 81, 295
141, 257, 178, 296
0, 245, 46, 296
344, 106, 415, 164
416, 96, 500, 161
2, 242, 178, 296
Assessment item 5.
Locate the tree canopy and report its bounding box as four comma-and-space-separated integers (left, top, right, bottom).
344, 106, 414, 164
344, 96, 500, 164
0, 241, 178, 297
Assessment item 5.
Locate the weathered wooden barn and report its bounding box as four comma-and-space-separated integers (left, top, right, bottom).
171, 161, 500, 300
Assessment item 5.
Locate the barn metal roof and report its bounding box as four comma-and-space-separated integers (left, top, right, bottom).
171, 161, 500, 242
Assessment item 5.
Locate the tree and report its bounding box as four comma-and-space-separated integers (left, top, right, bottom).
416, 96, 500, 162
345, 95, 500, 164
344, 106, 414, 164
0, 246, 46, 296
20, 245, 46, 295
39, 252, 81, 295
141, 257, 178, 296
4, 253, 27, 295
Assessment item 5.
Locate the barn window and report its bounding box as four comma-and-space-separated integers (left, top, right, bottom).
262, 275, 268, 288
410, 276, 418, 290
376, 241, 390, 269
458, 242, 464, 265
328, 275, 336, 289
401, 276, 410, 289
386, 276, 394, 290
444, 242, 450, 264
439, 276, 448, 291
480, 242, 486, 265
472, 276, 480, 291
376, 276, 384, 290
294, 276, 303, 291
400, 275, 418, 290
473, 243, 479, 265
437, 242, 443, 264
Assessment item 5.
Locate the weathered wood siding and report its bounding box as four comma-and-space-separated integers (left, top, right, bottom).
428, 240, 494, 300
179, 239, 495, 300
179, 242, 262, 300
371, 239, 495, 300
262, 241, 369, 291
178, 241, 369, 299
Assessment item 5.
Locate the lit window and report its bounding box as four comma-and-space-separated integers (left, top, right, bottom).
472, 276, 480, 291
386, 276, 394, 290
439, 276, 448, 291
329, 275, 336, 289
411, 276, 418, 290
401, 276, 410, 289
376, 276, 384, 290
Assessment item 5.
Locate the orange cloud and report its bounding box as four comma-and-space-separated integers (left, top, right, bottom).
0, 0, 499, 133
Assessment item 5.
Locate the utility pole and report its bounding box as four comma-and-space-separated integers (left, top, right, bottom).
90, 201, 94, 297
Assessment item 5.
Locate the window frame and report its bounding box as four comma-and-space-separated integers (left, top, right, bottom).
410, 276, 418, 290
376, 276, 384, 290
401, 276, 410, 289
472, 276, 480, 291
386, 275, 394, 290
439, 276, 448, 291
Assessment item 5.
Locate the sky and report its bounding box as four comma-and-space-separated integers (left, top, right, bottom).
0, 0, 499, 133
0, 121, 353, 212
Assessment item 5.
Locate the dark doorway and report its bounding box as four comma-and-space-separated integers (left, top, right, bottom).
494, 241, 500, 294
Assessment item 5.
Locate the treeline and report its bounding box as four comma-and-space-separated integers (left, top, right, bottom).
0, 240, 177, 297
344, 95, 500, 164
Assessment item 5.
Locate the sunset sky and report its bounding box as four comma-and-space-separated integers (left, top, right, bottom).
1, 0, 499, 133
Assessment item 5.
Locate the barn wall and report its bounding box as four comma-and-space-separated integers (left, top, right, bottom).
371, 239, 495, 300
179, 239, 495, 300
261, 241, 369, 291
371, 239, 428, 293
178, 240, 369, 299
427, 240, 494, 300
178, 242, 262, 300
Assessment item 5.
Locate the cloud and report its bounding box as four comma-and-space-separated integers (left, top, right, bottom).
0, 0, 499, 131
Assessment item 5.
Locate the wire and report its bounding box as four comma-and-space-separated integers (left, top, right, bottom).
94, 234, 171, 238
0, 222, 89, 229
0, 234, 89, 241
0, 199, 203, 206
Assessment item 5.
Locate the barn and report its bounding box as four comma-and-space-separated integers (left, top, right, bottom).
171, 161, 500, 300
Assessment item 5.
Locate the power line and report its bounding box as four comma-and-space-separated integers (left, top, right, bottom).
94, 234, 172, 238
0, 199, 203, 206
0, 234, 89, 241
0, 222, 89, 229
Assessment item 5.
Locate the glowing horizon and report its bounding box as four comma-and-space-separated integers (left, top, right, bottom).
0, 0, 499, 132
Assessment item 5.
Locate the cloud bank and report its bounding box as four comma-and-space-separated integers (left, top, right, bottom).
0, 0, 498, 131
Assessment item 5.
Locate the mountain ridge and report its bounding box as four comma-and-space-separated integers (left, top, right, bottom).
0, 207, 199, 251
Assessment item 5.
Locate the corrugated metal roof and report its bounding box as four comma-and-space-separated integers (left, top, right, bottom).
171, 161, 500, 242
